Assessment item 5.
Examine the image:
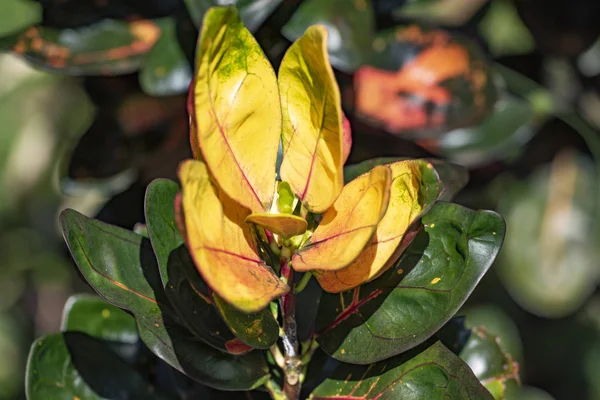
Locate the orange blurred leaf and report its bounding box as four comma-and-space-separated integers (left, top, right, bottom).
246, 213, 308, 238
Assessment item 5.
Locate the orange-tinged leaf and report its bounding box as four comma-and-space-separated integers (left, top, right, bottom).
178, 159, 289, 312
191, 7, 281, 213
316, 161, 424, 292
246, 213, 308, 238
342, 112, 352, 164
279, 25, 344, 214
292, 165, 392, 273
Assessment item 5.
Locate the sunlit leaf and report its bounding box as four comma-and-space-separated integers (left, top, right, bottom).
191, 6, 280, 213
316, 202, 505, 364
61, 209, 270, 390
282, 0, 375, 72
11, 20, 161, 74
26, 332, 165, 400
246, 212, 307, 238
315, 160, 425, 292
311, 341, 493, 399
178, 159, 288, 312
145, 179, 253, 354
139, 18, 193, 96
292, 165, 391, 273
279, 24, 344, 214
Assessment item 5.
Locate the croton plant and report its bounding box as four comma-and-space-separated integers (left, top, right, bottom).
26, 6, 508, 400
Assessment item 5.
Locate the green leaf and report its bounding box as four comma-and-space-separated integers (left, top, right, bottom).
460, 326, 520, 399
495, 151, 600, 318
61, 209, 270, 390
316, 202, 505, 364
26, 332, 165, 400
282, 0, 375, 72
310, 341, 493, 399
139, 18, 192, 96
184, 0, 281, 32
12, 19, 161, 75
145, 179, 277, 353
61, 294, 138, 343
0, 0, 41, 38
423, 96, 536, 167
213, 294, 279, 350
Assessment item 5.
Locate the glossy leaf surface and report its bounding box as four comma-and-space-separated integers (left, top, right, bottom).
460, 326, 520, 399
61, 209, 270, 390
26, 332, 164, 400
140, 18, 192, 96
178, 159, 288, 312
292, 165, 391, 273
12, 20, 161, 74
316, 202, 505, 364
145, 179, 254, 354
282, 0, 375, 72
191, 6, 280, 213
279, 25, 344, 214
61, 294, 138, 344
311, 341, 493, 399
245, 212, 308, 238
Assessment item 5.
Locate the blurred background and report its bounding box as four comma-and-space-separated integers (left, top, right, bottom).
1, 0, 600, 398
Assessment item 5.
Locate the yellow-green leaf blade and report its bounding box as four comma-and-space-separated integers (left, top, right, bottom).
246, 212, 307, 238
316, 160, 424, 292
279, 25, 344, 214
178, 159, 289, 313
292, 165, 391, 273
192, 6, 281, 213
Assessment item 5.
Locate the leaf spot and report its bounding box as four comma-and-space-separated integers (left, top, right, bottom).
493, 231, 497, 235
431, 277, 441, 284
101, 309, 110, 318
341, 348, 346, 354
397, 268, 404, 275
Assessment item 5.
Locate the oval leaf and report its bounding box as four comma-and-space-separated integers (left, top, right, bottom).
279, 24, 344, 214
60, 209, 270, 390
26, 332, 165, 400
178, 159, 289, 312
292, 165, 391, 273
191, 6, 281, 213
61, 294, 138, 344
246, 212, 308, 238
316, 160, 426, 292
316, 202, 505, 364
145, 179, 253, 354
311, 341, 493, 399
12, 20, 161, 74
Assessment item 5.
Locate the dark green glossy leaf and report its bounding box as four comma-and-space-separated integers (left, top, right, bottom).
311, 341, 493, 399
495, 151, 599, 318
61, 209, 270, 390
460, 326, 520, 399
139, 18, 192, 96
184, 0, 281, 32
0, 0, 40, 37
26, 332, 164, 400
212, 294, 279, 350
282, 0, 375, 72
316, 202, 505, 364
419, 96, 536, 167
355, 25, 497, 138
145, 179, 278, 352
12, 19, 161, 75
61, 294, 138, 343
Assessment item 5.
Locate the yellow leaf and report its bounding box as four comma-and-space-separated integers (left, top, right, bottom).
316, 161, 424, 292
178, 159, 289, 312
292, 165, 392, 273
279, 25, 344, 214
192, 7, 281, 213
246, 213, 308, 238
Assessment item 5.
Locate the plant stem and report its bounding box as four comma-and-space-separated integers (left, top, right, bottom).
294, 272, 312, 294
279, 259, 301, 399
